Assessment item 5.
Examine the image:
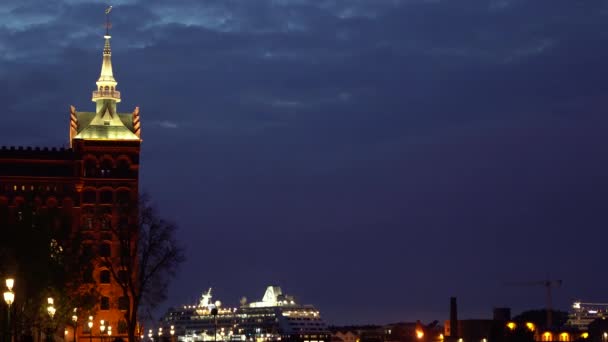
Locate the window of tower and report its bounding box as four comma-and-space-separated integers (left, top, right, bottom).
100, 296, 110, 310
84, 159, 97, 177
116, 159, 130, 178
100, 190, 113, 204
99, 243, 111, 257
118, 296, 129, 310
118, 270, 128, 284
99, 270, 111, 284
117, 190, 130, 204
83, 190, 96, 204
83, 264, 94, 284
100, 159, 113, 177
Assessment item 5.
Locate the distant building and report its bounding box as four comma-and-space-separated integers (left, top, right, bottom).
332, 330, 359, 342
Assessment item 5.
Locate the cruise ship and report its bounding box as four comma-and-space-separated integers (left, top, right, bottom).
160, 286, 330, 342
567, 301, 608, 330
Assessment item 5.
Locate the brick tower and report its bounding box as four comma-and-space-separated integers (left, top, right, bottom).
0, 13, 141, 341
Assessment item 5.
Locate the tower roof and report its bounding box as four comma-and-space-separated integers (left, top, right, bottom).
70, 9, 141, 144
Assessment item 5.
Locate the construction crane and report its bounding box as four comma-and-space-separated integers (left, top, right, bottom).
506, 279, 562, 329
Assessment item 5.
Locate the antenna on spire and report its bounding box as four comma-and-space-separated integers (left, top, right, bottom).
105, 5, 113, 36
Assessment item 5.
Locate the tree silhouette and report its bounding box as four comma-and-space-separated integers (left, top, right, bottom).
102, 194, 185, 342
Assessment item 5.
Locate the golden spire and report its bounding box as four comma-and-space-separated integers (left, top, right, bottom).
92, 6, 120, 103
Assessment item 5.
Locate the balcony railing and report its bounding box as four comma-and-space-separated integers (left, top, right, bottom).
92, 90, 121, 100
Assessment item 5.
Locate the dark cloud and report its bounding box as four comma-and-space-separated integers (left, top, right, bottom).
1, 0, 607, 325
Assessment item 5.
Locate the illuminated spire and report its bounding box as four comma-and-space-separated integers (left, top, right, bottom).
92, 6, 120, 103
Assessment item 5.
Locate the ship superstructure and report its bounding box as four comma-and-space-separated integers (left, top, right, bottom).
161, 286, 329, 342
566, 301, 608, 331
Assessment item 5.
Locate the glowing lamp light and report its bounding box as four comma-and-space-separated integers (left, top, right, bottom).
506, 322, 516, 331
72, 314, 78, 323
47, 297, 54, 305
108, 326, 112, 336
3, 291, 14, 306
5, 278, 14, 291
581, 332, 589, 339
47, 305, 56, 318
525, 322, 536, 331
415, 330, 424, 339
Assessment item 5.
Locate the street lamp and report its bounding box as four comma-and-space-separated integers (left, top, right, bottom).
4, 278, 15, 342
107, 326, 112, 338
148, 329, 153, 342
100, 320, 106, 342
88, 316, 94, 342
170, 326, 175, 342
72, 311, 78, 342
47, 298, 56, 342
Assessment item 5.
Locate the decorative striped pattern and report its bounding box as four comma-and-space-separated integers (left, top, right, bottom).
69, 105, 78, 146
132, 106, 141, 137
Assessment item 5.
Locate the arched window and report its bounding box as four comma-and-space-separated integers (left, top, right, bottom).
99, 270, 111, 284
99, 243, 111, 257
116, 159, 130, 178
118, 270, 128, 284
83, 263, 94, 284
100, 296, 110, 310
83, 190, 96, 204
100, 190, 113, 204
117, 190, 130, 204
100, 159, 113, 177
118, 296, 129, 310
84, 159, 97, 177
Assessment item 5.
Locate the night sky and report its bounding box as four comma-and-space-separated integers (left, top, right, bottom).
1, 0, 608, 325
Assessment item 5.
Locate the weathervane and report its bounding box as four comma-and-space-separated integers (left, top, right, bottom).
105, 5, 113, 35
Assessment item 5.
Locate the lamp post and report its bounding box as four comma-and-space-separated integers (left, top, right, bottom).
107, 326, 112, 340
72, 311, 78, 342
88, 317, 94, 342
47, 298, 56, 342
4, 278, 15, 342
170, 326, 175, 342
158, 327, 163, 342
100, 320, 106, 342
148, 329, 153, 342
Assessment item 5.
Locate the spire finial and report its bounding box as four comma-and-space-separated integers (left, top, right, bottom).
93, 5, 120, 103
105, 6, 113, 36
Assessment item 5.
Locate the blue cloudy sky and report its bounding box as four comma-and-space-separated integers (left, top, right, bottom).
1, 0, 608, 324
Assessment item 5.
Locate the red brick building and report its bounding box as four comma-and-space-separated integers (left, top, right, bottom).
0, 28, 141, 340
